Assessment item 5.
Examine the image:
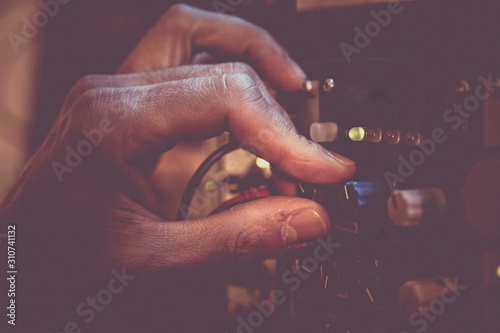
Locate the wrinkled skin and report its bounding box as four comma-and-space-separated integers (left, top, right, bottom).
0, 5, 355, 332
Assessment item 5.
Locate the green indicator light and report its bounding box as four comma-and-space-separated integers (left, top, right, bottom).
348, 127, 366, 141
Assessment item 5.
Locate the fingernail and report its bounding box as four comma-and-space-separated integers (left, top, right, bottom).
285, 208, 328, 245
325, 150, 356, 166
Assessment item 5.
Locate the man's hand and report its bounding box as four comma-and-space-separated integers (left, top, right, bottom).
3, 4, 354, 270
1, 5, 355, 329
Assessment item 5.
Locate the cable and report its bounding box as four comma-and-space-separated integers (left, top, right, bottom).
210, 185, 271, 215
176, 140, 239, 221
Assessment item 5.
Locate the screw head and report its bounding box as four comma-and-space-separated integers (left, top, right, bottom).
302, 79, 313, 93
323, 78, 335, 93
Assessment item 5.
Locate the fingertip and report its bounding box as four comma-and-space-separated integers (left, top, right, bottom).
285, 207, 330, 245
277, 140, 356, 185
254, 45, 306, 92
278, 50, 307, 91
238, 196, 332, 243
284, 56, 308, 90
325, 150, 356, 167
268, 59, 307, 92
310, 144, 357, 184
323, 150, 357, 183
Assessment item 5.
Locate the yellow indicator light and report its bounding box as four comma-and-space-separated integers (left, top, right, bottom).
497, 265, 500, 279
256, 158, 270, 169
348, 127, 366, 142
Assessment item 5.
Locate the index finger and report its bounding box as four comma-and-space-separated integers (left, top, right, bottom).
81, 73, 355, 184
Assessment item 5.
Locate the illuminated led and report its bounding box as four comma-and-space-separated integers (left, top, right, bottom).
384, 130, 401, 144
256, 158, 270, 169
348, 127, 366, 142
310, 122, 339, 142
496, 265, 500, 279
366, 128, 383, 143
404, 131, 423, 146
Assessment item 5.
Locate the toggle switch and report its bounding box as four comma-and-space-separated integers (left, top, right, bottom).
387, 188, 447, 226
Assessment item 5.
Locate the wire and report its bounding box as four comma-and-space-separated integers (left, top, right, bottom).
210, 185, 271, 215
176, 140, 239, 221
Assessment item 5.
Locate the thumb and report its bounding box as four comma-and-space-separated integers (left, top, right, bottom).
110, 197, 330, 271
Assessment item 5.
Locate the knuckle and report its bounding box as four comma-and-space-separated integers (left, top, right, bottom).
161, 3, 192, 27
73, 74, 100, 91
64, 74, 102, 109
252, 25, 275, 45
70, 88, 108, 128
165, 3, 191, 16
74, 87, 100, 111
155, 4, 197, 40
222, 73, 261, 102
232, 62, 257, 78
